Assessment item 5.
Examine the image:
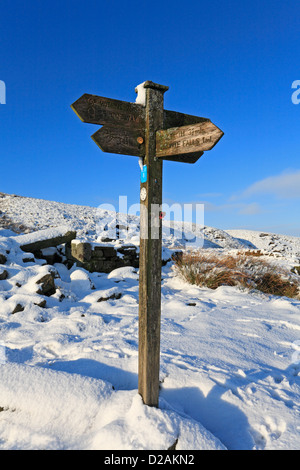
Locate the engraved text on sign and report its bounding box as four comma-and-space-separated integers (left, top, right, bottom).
156, 121, 224, 158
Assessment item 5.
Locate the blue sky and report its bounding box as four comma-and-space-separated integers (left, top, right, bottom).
1, 0, 299, 235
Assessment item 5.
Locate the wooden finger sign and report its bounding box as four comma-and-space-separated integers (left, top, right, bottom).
71, 93, 145, 129
156, 121, 224, 160
92, 126, 145, 157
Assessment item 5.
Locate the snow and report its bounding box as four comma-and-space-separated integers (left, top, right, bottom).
0, 193, 300, 450
135, 82, 146, 106
12, 226, 73, 247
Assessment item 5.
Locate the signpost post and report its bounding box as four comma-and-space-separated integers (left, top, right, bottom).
71, 81, 224, 408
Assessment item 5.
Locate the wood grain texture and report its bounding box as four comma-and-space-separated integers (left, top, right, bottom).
138, 82, 167, 407
160, 151, 204, 164
71, 94, 145, 129
91, 126, 145, 157
156, 121, 224, 158
163, 109, 210, 129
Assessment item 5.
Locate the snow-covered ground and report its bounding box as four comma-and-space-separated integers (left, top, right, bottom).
0, 193, 299, 450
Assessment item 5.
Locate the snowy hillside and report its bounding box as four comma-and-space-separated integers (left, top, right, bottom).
0, 193, 299, 450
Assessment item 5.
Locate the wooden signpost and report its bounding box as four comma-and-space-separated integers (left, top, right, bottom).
71, 81, 224, 408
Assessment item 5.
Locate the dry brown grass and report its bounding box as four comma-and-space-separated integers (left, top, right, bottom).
237, 249, 264, 257
175, 252, 300, 299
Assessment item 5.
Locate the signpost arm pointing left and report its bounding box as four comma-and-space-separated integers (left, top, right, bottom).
70, 94, 145, 128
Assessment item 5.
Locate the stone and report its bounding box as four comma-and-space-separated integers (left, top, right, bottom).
168, 439, 178, 451
11, 303, 25, 314
97, 292, 122, 302
18, 229, 77, 253
23, 255, 35, 263
71, 241, 92, 262
0, 253, 7, 264
89, 259, 104, 272
40, 247, 63, 265
35, 273, 56, 296
93, 247, 104, 258
34, 299, 47, 308
101, 247, 117, 258
291, 266, 300, 275
117, 246, 136, 255
0, 269, 8, 280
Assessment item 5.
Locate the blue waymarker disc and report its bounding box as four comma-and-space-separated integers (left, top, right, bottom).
141, 165, 147, 183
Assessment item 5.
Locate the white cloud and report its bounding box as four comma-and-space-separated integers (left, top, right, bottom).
202, 200, 262, 216
240, 170, 300, 200
238, 202, 262, 215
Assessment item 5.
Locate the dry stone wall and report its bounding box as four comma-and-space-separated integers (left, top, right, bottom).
66, 240, 139, 273
13, 227, 140, 274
